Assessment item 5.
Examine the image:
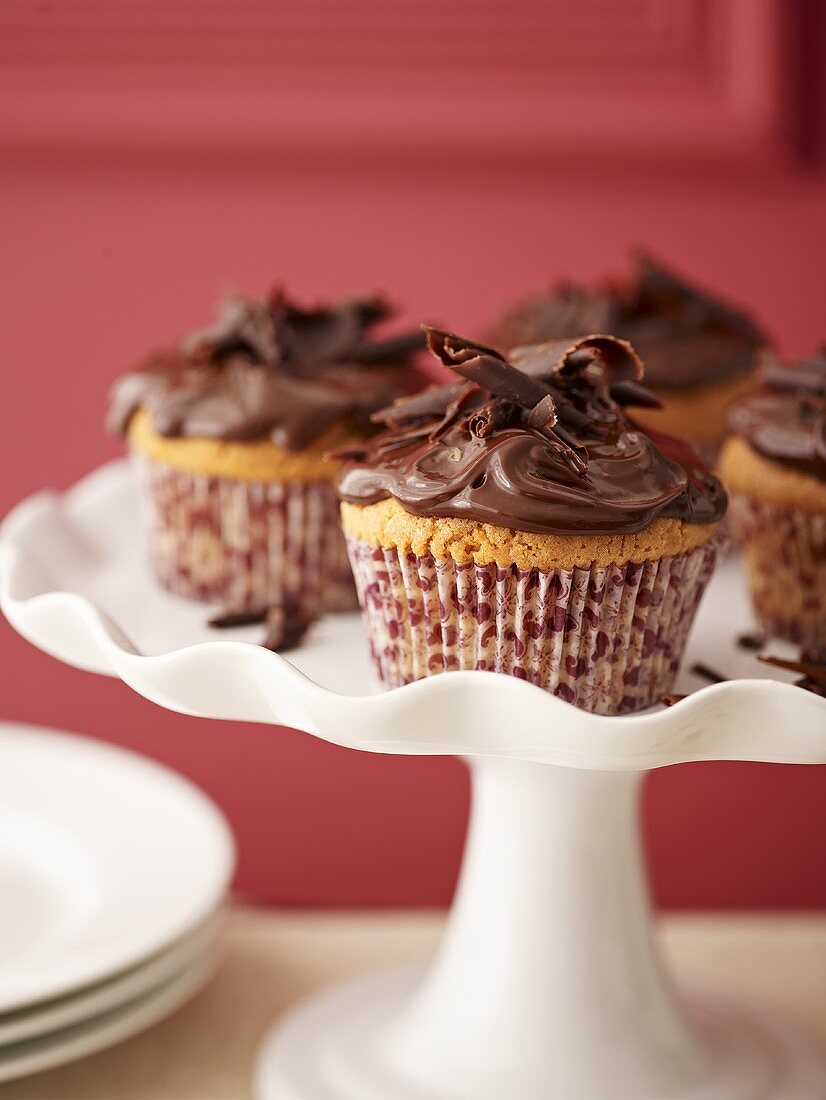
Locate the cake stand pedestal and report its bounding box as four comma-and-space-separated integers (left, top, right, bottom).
2, 459, 825, 1100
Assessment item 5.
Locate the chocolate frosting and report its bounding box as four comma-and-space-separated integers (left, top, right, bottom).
728, 348, 826, 481
490, 253, 767, 390
336, 327, 727, 536
108, 291, 425, 450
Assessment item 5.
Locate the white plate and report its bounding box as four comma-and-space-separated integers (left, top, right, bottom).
0, 910, 221, 1046
0, 722, 234, 1013
0, 949, 217, 1084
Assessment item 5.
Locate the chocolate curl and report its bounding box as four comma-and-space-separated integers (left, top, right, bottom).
325, 443, 370, 462
423, 326, 590, 476
185, 289, 403, 372
269, 288, 391, 336
610, 380, 663, 409
468, 401, 515, 438
351, 330, 428, 364
370, 383, 467, 426
424, 326, 506, 366
424, 327, 554, 410
526, 396, 587, 475
183, 296, 281, 365
526, 394, 558, 431
510, 334, 644, 386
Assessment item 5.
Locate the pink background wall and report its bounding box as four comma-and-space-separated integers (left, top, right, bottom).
2, 1, 826, 908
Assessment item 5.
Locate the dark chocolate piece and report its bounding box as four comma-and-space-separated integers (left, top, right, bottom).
207, 599, 315, 653
795, 677, 826, 698
660, 693, 688, 707
208, 607, 269, 629
262, 603, 315, 653
689, 662, 729, 684
736, 631, 766, 651
758, 654, 826, 683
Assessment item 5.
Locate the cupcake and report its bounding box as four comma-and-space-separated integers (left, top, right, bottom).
108, 290, 424, 614
488, 253, 767, 463
718, 349, 826, 650
337, 327, 728, 714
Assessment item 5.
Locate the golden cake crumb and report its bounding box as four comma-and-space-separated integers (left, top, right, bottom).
127, 408, 354, 483
340, 496, 718, 570
718, 436, 826, 514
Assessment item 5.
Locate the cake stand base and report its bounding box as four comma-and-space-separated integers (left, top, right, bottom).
255, 967, 826, 1100
255, 758, 826, 1100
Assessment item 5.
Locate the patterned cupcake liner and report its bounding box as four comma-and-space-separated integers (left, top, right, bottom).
133, 452, 357, 613
345, 533, 724, 715
728, 493, 826, 649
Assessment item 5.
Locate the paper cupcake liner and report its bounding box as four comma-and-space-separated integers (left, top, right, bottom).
345, 533, 724, 715
133, 453, 357, 612
728, 493, 826, 649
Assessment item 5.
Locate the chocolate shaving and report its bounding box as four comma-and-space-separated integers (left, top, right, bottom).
468, 401, 514, 438
609, 380, 663, 409
689, 662, 729, 684
326, 444, 370, 462
758, 654, 826, 683
736, 631, 766, 651
510, 335, 644, 385
207, 600, 316, 654
795, 677, 826, 698
371, 383, 466, 426
350, 330, 427, 364
526, 394, 558, 431
208, 607, 269, 629
440, 347, 554, 411
262, 603, 315, 653
660, 693, 687, 707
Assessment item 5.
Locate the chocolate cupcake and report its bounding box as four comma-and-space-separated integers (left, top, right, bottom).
108, 291, 423, 614
718, 349, 826, 649
489, 253, 767, 463
337, 328, 728, 714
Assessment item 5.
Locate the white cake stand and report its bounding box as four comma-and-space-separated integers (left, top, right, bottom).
2, 458, 825, 1100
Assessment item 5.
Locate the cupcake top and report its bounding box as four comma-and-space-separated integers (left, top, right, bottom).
489, 253, 767, 390
108, 291, 425, 451
727, 349, 826, 482
336, 327, 727, 536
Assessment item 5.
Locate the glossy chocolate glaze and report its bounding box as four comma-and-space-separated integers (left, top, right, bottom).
337, 328, 727, 536
728, 349, 826, 481
489, 253, 767, 390
108, 291, 425, 451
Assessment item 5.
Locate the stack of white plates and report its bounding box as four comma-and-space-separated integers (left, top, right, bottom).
0, 721, 235, 1083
